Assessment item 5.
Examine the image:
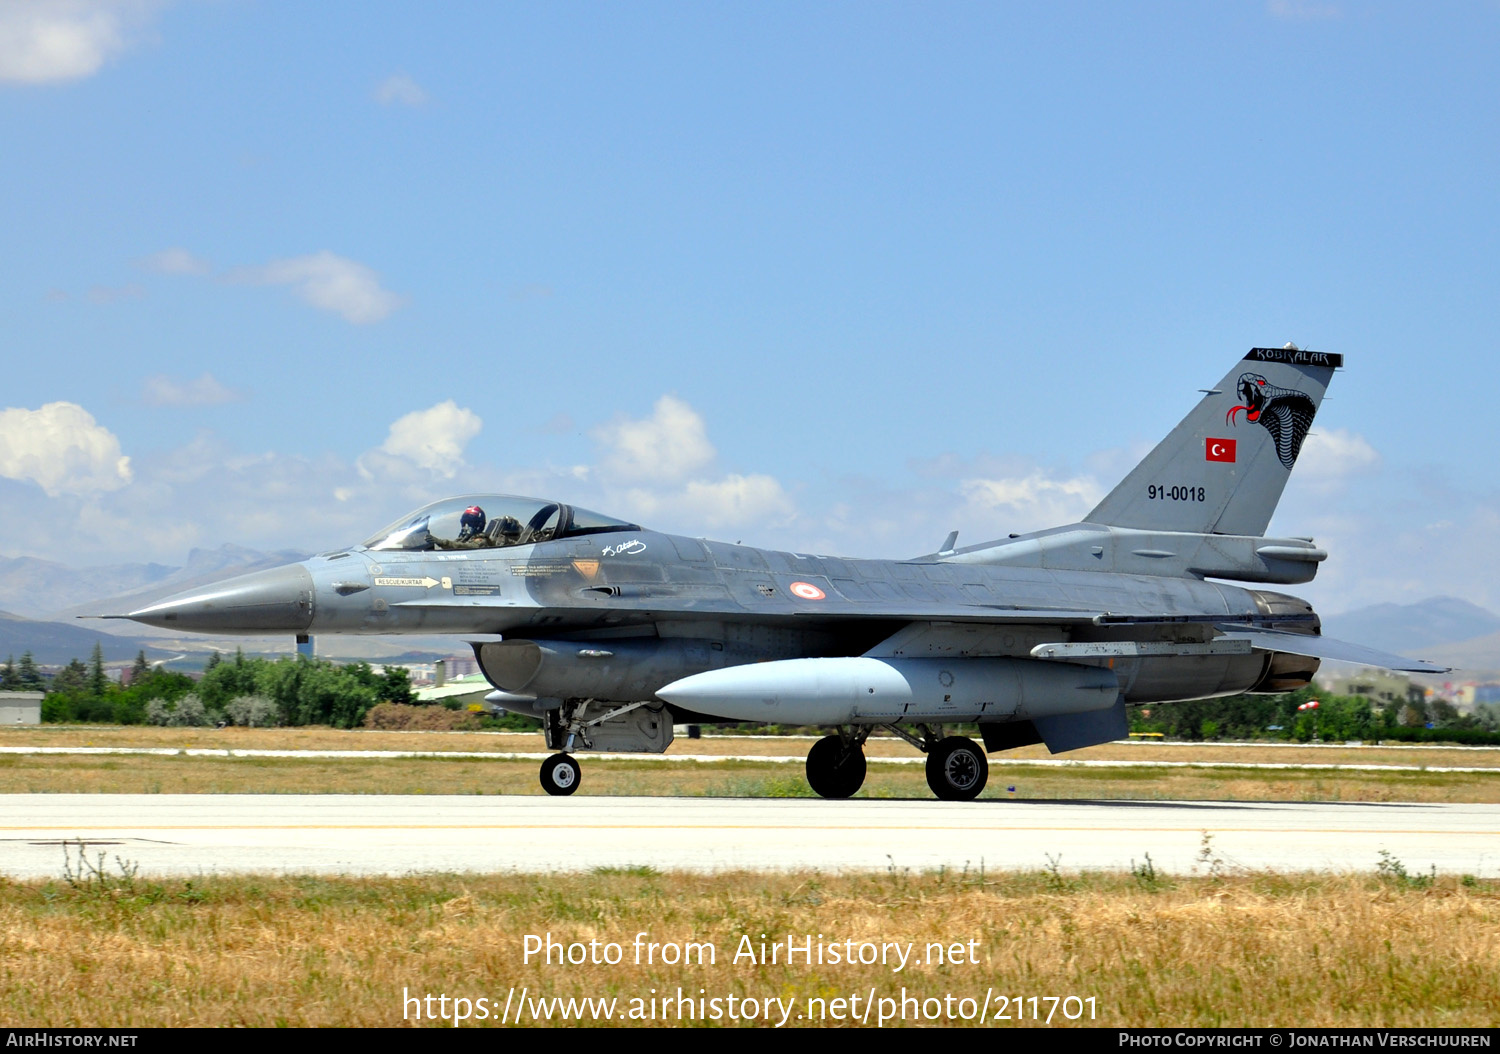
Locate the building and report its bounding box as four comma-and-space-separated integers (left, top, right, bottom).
0, 691, 43, 726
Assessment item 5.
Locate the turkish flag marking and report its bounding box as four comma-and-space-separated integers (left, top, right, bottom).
1205, 438, 1237, 462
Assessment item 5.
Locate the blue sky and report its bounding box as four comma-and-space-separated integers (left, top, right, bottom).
1, 0, 1496, 615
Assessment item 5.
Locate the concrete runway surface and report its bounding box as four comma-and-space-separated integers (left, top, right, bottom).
1, 795, 1497, 879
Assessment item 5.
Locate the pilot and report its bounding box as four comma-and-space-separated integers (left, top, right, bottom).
457, 505, 486, 541
437, 506, 491, 549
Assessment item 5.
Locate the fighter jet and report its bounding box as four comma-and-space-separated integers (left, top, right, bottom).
110, 347, 1445, 800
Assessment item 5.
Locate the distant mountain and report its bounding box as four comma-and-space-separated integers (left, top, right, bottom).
1320, 597, 1500, 659
0, 555, 177, 620
48, 544, 311, 625
0, 544, 314, 623
1422, 631, 1500, 679
0, 543, 491, 669
0, 610, 163, 667
0, 608, 477, 670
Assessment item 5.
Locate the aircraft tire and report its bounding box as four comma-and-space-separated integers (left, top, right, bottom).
925, 736, 988, 801
805, 735, 866, 799
540, 753, 582, 796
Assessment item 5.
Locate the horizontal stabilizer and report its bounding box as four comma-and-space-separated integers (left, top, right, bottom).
1216, 627, 1449, 674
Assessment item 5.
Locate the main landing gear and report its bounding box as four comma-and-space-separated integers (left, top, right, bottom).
803, 725, 988, 801
805, 730, 869, 799
924, 735, 988, 801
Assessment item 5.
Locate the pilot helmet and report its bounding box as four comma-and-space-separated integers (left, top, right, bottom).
458, 505, 487, 540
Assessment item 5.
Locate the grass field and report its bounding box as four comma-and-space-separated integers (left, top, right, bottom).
2, 726, 1499, 801
3, 862, 1495, 1028
2, 750, 1499, 801
7, 724, 1500, 767
4, 728, 1498, 1028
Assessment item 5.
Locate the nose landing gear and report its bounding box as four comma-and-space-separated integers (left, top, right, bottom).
540, 753, 581, 796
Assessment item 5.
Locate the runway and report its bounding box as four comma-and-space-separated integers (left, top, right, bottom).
1, 795, 1497, 879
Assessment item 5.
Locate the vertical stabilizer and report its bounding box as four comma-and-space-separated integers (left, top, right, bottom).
1084, 347, 1341, 537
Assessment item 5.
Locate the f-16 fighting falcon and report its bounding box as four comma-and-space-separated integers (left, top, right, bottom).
107, 347, 1446, 800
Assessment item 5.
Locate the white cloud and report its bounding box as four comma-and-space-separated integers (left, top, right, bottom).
138, 246, 210, 275
140, 246, 404, 323
680, 475, 796, 528
36, 441, 369, 569
237, 251, 406, 324
0, 0, 161, 84
360, 401, 483, 480
507, 394, 802, 535
617, 473, 796, 531
959, 471, 1103, 534
591, 395, 716, 483
1293, 427, 1381, 481
142, 372, 243, 408
0, 402, 131, 496
374, 73, 428, 107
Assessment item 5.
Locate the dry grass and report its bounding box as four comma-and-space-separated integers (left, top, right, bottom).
0, 751, 1498, 801
2, 864, 1496, 1027
0, 725, 542, 754
5, 725, 1499, 768
4, 726, 1498, 801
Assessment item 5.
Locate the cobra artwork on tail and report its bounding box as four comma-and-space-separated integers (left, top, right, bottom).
1226, 370, 1319, 470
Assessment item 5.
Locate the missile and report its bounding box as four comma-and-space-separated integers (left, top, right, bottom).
656, 656, 1120, 725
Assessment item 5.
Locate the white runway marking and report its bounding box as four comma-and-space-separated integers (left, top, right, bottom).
0, 795, 1495, 879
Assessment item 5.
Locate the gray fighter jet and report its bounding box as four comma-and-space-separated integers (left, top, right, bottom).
110, 347, 1445, 800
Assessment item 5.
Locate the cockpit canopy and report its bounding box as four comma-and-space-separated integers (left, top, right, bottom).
362, 495, 641, 552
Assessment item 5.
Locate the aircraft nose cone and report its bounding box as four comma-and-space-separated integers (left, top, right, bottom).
125, 563, 316, 634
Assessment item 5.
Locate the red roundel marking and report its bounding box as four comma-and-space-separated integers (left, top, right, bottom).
789, 581, 826, 600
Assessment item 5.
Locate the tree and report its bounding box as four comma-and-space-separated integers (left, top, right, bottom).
16, 652, 43, 690
88, 642, 109, 698
0, 656, 17, 690
132, 651, 151, 680
199, 654, 264, 712
51, 659, 88, 695
1430, 698, 1461, 727
115, 666, 194, 725
380, 665, 414, 706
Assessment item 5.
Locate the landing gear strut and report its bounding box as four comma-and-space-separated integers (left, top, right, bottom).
805, 728, 869, 799
540, 752, 581, 796
538, 698, 664, 797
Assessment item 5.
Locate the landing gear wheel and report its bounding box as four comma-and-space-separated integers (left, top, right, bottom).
805, 735, 867, 799
540, 753, 581, 796
925, 736, 988, 801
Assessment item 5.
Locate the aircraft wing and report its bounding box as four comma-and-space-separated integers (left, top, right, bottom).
1214, 626, 1450, 674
